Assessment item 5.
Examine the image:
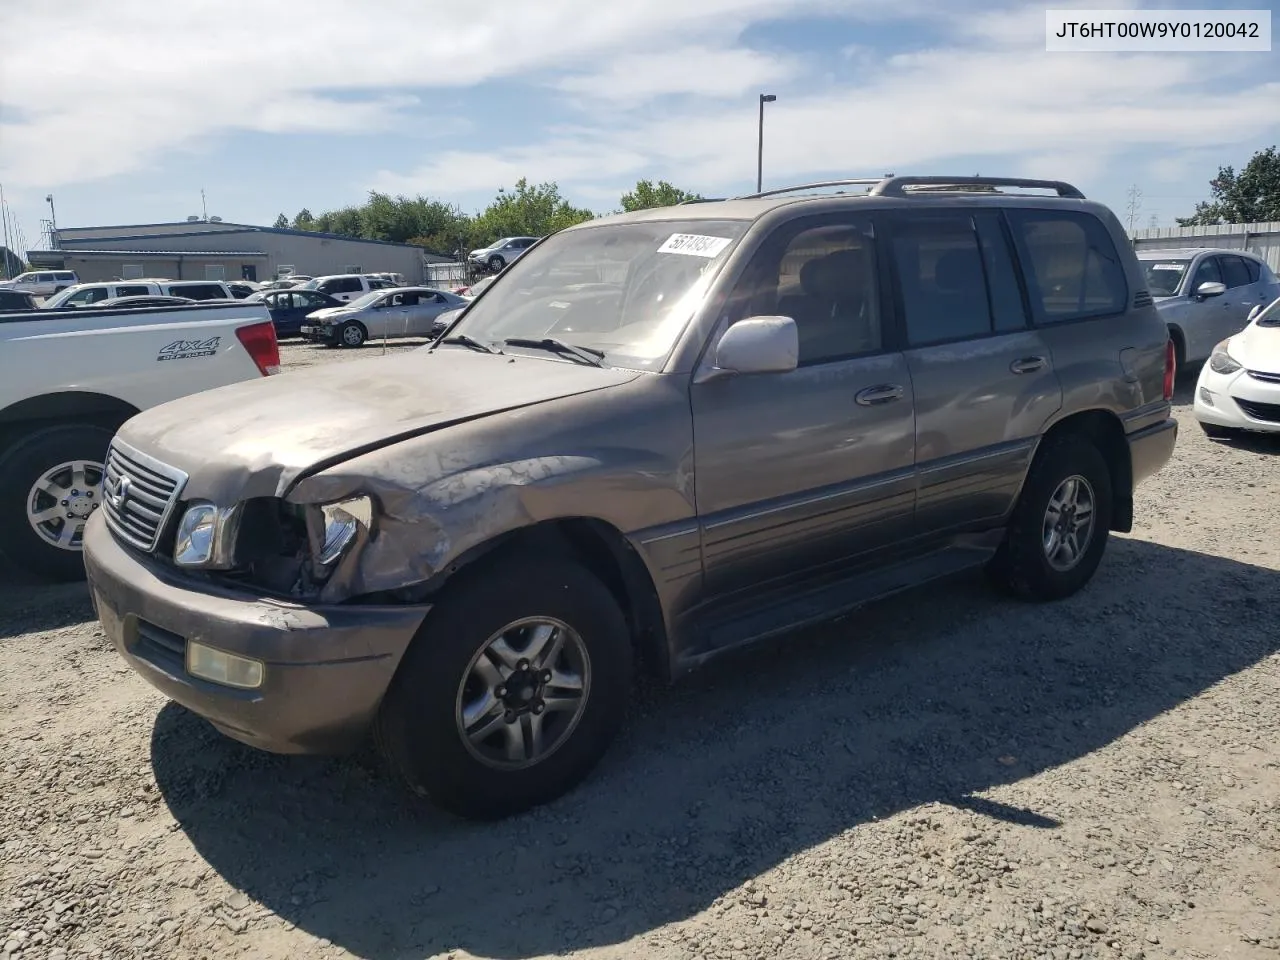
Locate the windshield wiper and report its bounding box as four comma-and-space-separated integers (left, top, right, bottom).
440, 334, 502, 354
502, 337, 605, 367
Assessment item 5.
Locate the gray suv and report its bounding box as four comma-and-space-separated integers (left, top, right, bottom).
83, 176, 1177, 820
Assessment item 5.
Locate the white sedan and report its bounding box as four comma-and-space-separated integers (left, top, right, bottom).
1194, 296, 1280, 437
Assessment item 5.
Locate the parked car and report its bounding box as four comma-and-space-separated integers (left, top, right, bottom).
468, 237, 538, 272
296, 274, 395, 303
82, 175, 1176, 820
1193, 295, 1280, 437
0, 298, 279, 581
0, 270, 79, 297
458, 275, 497, 299
44, 280, 236, 308
260, 276, 312, 291
0, 289, 38, 311
225, 281, 262, 299
367, 272, 406, 286
254, 288, 346, 337
300, 286, 468, 346
1138, 248, 1280, 369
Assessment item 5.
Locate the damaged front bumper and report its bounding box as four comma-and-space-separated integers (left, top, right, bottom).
83, 513, 430, 755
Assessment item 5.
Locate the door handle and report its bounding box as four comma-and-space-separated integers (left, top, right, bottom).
1010, 356, 1047, 374
855, 384, 905, 406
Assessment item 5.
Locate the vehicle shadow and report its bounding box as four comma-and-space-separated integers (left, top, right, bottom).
0, 580, 94, 639
150, 538, 1279, 959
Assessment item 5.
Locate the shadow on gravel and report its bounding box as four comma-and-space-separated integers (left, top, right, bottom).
151, 538, 1279, 959
0, 581, 94, 639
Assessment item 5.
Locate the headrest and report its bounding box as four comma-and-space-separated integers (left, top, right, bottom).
801, 248, 870, 299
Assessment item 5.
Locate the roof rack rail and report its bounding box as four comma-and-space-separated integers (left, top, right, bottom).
677, 197, 727, 204
734, 178, 889, 200
869, 176, 1085, 199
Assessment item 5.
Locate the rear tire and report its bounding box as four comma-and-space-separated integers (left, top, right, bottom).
0, 424, 114, 582
375, 551, 632, 820
985, 434, 1112, 602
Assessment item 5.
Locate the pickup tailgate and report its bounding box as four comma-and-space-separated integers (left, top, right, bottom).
0, 301, 278, 415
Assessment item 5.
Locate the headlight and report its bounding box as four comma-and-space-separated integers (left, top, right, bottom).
174, 504, 218, 566
1208, 340, 1242, 375
316, 496, 372, 566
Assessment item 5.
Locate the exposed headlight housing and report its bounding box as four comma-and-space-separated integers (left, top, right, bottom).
315, 496, 373, 568
1208, 340, 1242, 375
174, 502, 244, 568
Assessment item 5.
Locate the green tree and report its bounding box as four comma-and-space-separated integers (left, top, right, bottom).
1178, 146, 1280, 226
470, 178, 595, 245
272, 213, 289, 229
619, 179, 701, 211
291, 208, 315, 231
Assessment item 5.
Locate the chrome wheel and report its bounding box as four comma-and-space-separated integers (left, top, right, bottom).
341, 323, 364, 346
1042, 474, 1095, 572
26, 459, 105, 551
455, 616, 591, 770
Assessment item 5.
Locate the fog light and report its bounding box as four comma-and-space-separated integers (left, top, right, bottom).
174, 504, 218, 566
186, 640, 264, 689
1199, 387, 1215, 407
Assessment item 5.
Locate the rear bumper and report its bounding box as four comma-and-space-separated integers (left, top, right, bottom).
1128, 417, 1178, 487
83, 514, 429, 755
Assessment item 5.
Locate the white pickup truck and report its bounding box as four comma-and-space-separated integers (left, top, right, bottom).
0, 300, 281, 581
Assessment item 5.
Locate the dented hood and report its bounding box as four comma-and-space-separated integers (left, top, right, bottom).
117, 348, 640, 502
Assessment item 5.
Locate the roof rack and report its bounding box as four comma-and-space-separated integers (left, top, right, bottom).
677, 197, 727, 204
870, 176, 1085, 199
733, 175, 1086, 202
735, 178, 889, 200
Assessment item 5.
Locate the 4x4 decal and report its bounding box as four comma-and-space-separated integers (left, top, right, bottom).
157, 336, 221, 361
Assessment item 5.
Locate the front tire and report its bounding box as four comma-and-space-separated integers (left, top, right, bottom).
0, 424, 114, 582
985, 434, 1112, 602
375, 552, 632, 820
487, 255, 505, 272
338, 321, 367, 347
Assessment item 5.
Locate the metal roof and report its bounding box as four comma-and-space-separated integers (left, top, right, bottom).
54, 221, 428, 249
32, 249, 268, 257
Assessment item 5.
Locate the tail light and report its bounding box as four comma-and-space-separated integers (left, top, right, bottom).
235, 320, 281, 376
1163, 338, 1176, 401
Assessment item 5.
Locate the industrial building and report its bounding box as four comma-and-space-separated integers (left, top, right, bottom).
1131, 220, 1280, 272
26, 218, 435, 284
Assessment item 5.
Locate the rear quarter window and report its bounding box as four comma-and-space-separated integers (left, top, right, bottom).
1006, 210, 1128, 323
169, 283, 224, 301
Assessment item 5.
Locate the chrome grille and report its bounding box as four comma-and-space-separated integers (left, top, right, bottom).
101, 440, 188, 552
1247, 369, 1280, 385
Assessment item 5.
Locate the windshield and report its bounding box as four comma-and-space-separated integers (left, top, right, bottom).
448, 219, 749, 369
1139, 258, 1190, 297
42, 286, 81, 308
1255, 296, 1280, 327
346, 290, 386, 310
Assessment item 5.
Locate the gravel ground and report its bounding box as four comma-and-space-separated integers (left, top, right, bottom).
2, 347, 1278, 960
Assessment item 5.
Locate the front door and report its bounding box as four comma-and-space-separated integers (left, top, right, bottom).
885, 210, 1063, 534
691, 214, 916, 598
1218, 254, 1263, 338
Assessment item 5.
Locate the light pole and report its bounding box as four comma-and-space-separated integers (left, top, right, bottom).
756, 94, 776, 194
45, 194, 58, 246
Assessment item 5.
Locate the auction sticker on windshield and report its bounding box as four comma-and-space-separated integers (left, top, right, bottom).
658, 234, 734, 258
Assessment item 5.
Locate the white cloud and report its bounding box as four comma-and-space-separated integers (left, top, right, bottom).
554, 46, 798, 103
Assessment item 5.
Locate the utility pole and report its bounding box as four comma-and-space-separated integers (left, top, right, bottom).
756, 93, 776, 194
1125, 184, 1142, 233
45, 194, 58, 246
1147, 213, 1159, 230
0, 184, 10, 279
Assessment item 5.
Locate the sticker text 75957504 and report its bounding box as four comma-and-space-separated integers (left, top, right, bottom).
657, 234, 734, 258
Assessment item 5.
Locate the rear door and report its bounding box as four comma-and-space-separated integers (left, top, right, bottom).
886, 209, 1062, 535
1217, 254, 1257, 340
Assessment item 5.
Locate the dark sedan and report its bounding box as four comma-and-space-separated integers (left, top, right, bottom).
249, 288, 345, 336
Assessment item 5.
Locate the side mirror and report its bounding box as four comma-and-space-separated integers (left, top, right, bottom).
701, 316, 798, 381
1195, 281, 1226, 299
1248, 303, 1263, 323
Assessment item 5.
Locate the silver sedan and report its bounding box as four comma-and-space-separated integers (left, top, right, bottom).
300, 287, 470, 347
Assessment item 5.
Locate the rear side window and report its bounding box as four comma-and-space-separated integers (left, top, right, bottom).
169, 283, 224, 301
1220, 256, 1252, 289
338, 277, 365, 294
1007, 210, 1127, 323
1242, 257, 1262, 283
116, 285, 150, 298
890, 215, 992, 346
